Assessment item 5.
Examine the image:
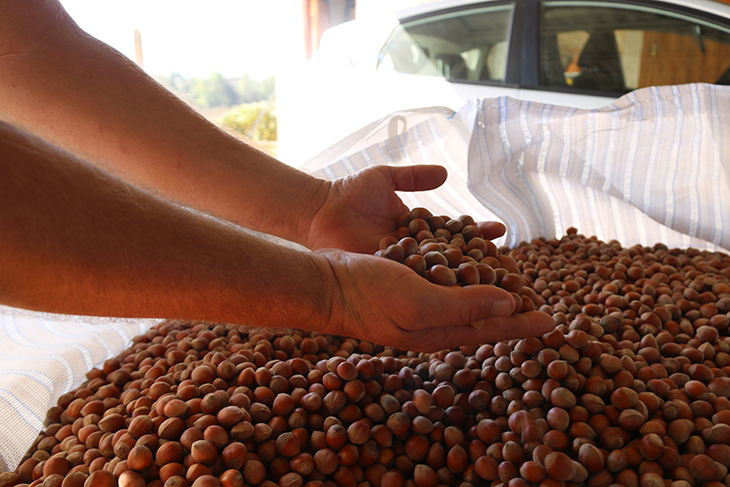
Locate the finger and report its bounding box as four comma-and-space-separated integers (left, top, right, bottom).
468, 311, 556, 340
406, 311, 556, 352
412, 281, 517, 330
384, 165, 448, 193
478, 221, 507, 240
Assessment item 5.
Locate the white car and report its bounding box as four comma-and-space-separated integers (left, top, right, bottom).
276, 0, 730, 164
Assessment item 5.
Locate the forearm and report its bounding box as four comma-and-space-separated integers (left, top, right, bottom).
0, 121, 331, 331
0, 0, 326, 245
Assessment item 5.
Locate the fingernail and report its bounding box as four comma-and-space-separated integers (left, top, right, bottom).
470, 320, 485, 330
492, 297, 515, 317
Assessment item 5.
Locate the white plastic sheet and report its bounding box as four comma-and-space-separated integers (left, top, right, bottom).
0, 308, 155, 472
305, 83, 730, 252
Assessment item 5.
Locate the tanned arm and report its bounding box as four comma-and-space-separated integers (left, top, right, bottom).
0, 122, 554, 351
0, 0, 452, 254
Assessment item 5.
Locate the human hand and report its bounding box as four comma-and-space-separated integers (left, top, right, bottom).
312, 249, 555, 352
303, 165, 448, 253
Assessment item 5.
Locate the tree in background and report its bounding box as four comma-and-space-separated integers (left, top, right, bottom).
191, 71, 237, 107
234, 74, 275, 104
156, 71, 274, 109
155, 72, 277, 155
218, 101, 276, 142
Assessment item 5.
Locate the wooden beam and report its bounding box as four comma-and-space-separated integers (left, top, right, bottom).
134, 29, 143, 67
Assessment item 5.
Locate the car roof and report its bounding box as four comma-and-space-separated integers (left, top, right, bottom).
395, 0, 730, 22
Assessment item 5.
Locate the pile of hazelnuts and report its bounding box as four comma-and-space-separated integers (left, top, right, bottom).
375, 208, 542, 315
5, 216, 730, 487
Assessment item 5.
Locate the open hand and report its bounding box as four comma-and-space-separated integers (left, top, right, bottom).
313, 249, 555, 352
304, 164, 510, 253
304, 165, 447, 253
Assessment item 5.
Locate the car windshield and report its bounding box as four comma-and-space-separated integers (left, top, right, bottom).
376, 4, 514, 83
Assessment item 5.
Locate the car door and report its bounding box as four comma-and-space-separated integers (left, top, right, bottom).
516, 0, 730, 107
278, 1, 525, 164
373, 1, 521, 108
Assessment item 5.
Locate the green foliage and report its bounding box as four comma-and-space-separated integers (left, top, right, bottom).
189, 71, 236, 107
218, 102, 277, 141
156, 71, 274, 109
233, 74, 275, 104
155, 71, 277, 145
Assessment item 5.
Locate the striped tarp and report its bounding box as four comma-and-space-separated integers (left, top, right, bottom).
0, 308, 154, 472
305, 83, 730, 252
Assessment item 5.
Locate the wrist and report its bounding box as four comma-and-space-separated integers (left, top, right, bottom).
286, 178, 331, 248
303, 249, 345, 336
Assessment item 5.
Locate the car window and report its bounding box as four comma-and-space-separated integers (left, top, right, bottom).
377, 4, 514, 82
540, 1, 730, 93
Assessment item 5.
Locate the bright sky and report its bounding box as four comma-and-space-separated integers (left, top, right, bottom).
59, 0, 304, 79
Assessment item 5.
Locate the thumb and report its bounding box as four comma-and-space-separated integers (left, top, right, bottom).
414, 282, 517, 330
406, 311, 557, 352
478, 221, 507, 240
381, 165, 448, 193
